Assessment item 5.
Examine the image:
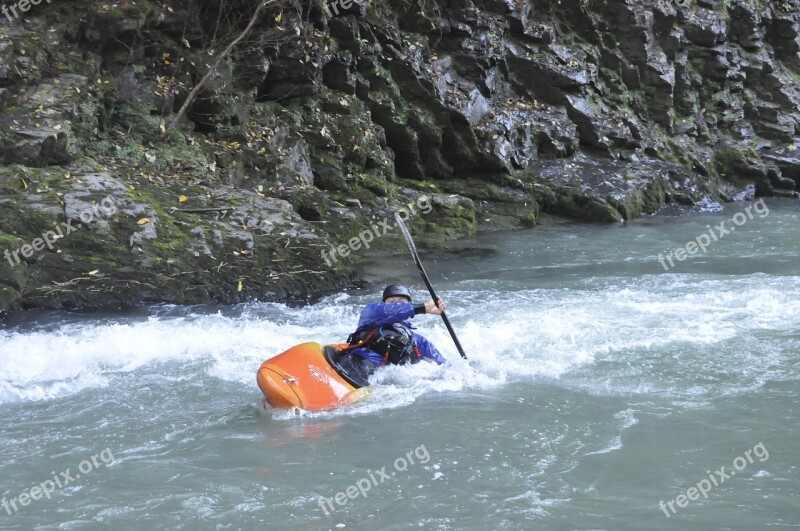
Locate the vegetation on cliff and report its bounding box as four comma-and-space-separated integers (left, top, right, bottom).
0, 0, 798, 311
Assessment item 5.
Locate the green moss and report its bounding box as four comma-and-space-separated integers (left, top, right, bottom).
79, 98, 212, 174
356, 172, 395, 196
440, 179, 509, 201
400, 179, 440, 192
516, 207, 537, 227
0, 203, 65, 244
75, 99, 103, 141
0, 232, 25, 249
370, 90, 406, 120
254, 100, 284, 115
0, 165, 48, 194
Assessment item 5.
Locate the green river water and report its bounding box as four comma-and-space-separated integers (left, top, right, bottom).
1, 198, 798, 530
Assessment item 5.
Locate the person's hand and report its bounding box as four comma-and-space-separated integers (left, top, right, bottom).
424, 297, 445, 315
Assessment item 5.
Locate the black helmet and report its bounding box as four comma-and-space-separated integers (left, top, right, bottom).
382, 283, 412, 302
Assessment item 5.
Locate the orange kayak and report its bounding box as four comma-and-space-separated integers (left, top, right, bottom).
257, 342, 372, 411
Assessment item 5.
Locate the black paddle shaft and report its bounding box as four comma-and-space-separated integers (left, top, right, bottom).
394, 213, 468, 359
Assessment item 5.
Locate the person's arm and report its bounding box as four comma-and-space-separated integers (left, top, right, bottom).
357, 302, 416, 328
358, 297, 444, 328
422, 297, 445, 315
357, 298, 446, 327
413, 334, 447, 365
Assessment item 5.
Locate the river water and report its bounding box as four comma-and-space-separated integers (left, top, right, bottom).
1, 199, 798, 530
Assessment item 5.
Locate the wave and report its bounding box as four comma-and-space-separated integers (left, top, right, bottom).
1, 273, 797, 415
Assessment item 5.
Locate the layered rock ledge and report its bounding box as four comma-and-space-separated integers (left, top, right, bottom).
0, 0, 798, 311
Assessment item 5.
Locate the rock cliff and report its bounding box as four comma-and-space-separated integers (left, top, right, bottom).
0, 0, 798, 311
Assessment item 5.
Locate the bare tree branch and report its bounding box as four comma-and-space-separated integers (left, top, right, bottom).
165, 0, 279, 135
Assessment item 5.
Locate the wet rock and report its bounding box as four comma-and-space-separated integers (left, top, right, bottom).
63, 173, 126, 235
0, 74, 91, 166
767, 3, 800, 67
189, 67, 251, 131
260, 39, 326, 101
729, 1, 765, 50
761, 143, 800, 191
745, 99, 796, 142
565, 96, 640, 154
476, 99, 578, 169
113, 69, 174, 114
2, 0, 800, 312
530, 153, 712, 222
81, 4, 149, 63
685, 8, 728, 47
506, 42, 595, 104
0, 123, 76, 167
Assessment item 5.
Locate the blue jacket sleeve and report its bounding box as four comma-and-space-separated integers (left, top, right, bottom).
357, 302, 415, 329
414, 334, 447, 365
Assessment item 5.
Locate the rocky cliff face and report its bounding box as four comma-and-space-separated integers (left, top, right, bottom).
0, 0, 798, 311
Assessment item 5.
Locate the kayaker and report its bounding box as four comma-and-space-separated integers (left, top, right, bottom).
345, 283, 447, 367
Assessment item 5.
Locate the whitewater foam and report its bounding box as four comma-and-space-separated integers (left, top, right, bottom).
1, 275, 797, 413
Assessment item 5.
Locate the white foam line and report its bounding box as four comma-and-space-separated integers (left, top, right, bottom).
2, 277, 798, 408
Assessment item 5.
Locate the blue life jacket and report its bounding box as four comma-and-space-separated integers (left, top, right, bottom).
347, 302, 446, 366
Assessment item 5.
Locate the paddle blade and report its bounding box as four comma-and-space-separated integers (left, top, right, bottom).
394, 212, 417, 254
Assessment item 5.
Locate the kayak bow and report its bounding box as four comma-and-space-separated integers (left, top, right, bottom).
257, 342, 370, 411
